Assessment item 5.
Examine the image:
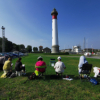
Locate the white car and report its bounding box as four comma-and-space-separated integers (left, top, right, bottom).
84, 52, 91, 56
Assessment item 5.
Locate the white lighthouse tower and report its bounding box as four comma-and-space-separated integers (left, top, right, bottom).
51, 8, 59, 53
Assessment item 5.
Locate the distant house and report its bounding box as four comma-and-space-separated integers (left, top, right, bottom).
39, 46, 43, 52
60, 49, 72, 53
60, 49, 65, 53
84, 48, 92, 52
97, 52, 100, 55
65, 49, 72, 52
43, 47, 51, 53
84, 48, 99, 53
72, 46, 82, 53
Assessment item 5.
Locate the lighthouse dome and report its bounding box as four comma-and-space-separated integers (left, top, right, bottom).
51, 8, 58, 15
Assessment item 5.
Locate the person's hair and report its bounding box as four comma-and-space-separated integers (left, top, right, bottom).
8, 57, 12, 61
16, 57, 22, 62
38, 58, 43, 61
58, 59, 61, 61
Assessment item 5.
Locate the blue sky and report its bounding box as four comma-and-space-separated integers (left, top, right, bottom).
0, 0, 100, 50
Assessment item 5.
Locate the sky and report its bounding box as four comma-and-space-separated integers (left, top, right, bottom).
0, 0, 100, 50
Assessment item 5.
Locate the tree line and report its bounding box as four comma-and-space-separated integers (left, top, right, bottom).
0, 37, 38, 53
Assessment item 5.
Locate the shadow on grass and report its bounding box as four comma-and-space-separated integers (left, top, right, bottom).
95, 76, 100, 84
23, 72, 80, 80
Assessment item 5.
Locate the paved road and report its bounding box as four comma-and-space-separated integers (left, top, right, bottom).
86, 56, 100, 59
61, 56, 100, 59
44, 55, 100, 59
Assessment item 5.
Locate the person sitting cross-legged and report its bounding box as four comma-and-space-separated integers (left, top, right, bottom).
54, 56, 66, 77
35, 56, 47, 76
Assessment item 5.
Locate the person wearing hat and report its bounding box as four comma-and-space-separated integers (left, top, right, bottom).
34, 56, 47, 76
54, 56, 66, 76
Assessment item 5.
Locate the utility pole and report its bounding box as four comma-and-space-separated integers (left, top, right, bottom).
83, 37, 85, 51
87, 39, 88, 52
91, 45, 93, 54
1, 26, 5, 53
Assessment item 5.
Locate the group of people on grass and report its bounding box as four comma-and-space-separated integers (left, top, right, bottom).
0, 56, 66, 78
0, 55, 100, 78
0, 57, 26, 78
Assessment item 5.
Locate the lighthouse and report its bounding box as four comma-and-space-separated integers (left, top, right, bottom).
51, 8, 59, 53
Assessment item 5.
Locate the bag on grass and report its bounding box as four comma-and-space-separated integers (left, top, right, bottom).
89, 78, 99, 85
6, 72, 12, 77
9, 73, 16, 78
28, 73, 36, 80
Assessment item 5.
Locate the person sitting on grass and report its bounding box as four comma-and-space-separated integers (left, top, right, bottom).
0, 56, 8, 70
35, 56, 47, 76
54, 56, 66, 77
15, 57, 22, 76
78, 56, 88, 78
3, 57, 12, 73
0, 57, 12, 78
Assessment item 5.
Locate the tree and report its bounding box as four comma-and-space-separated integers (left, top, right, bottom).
0, 45, 2, 52
12, 43, 19, 51
0, 37, 2, 52
5, 38, 13, 52
12, 43, 17, 50
19, 44, 25, 52
8, 41, 13, 52
16, 44, 20, 51
33, 47, 38, 52
26, 45, 32, 53
0, 36, 30, 53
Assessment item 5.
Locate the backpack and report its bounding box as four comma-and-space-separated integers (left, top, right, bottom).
89, 78, 99, 85
28, 73, 36, 80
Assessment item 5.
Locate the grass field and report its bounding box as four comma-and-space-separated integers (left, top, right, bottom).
0, 53, 100, 100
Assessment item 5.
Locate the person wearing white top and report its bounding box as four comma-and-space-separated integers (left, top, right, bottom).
54, 56, 66, 76
78, 56, 88, 73
93, 67, 100, 78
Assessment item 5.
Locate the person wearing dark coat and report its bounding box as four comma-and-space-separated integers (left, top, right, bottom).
15, 58, 22, 76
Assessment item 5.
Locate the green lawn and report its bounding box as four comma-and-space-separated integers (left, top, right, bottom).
0, 53, 100, 100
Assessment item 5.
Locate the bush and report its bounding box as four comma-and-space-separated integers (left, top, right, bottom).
31, 52, 43, 53
44, 52, 69, 55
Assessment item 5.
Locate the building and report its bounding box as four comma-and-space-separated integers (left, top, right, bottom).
65, 49, 72, 52
84, 48, 99, 53
39, 46, 43, 52
72, 46, 82, 53
60, 49, 72, 53
43, 47, 51, 53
